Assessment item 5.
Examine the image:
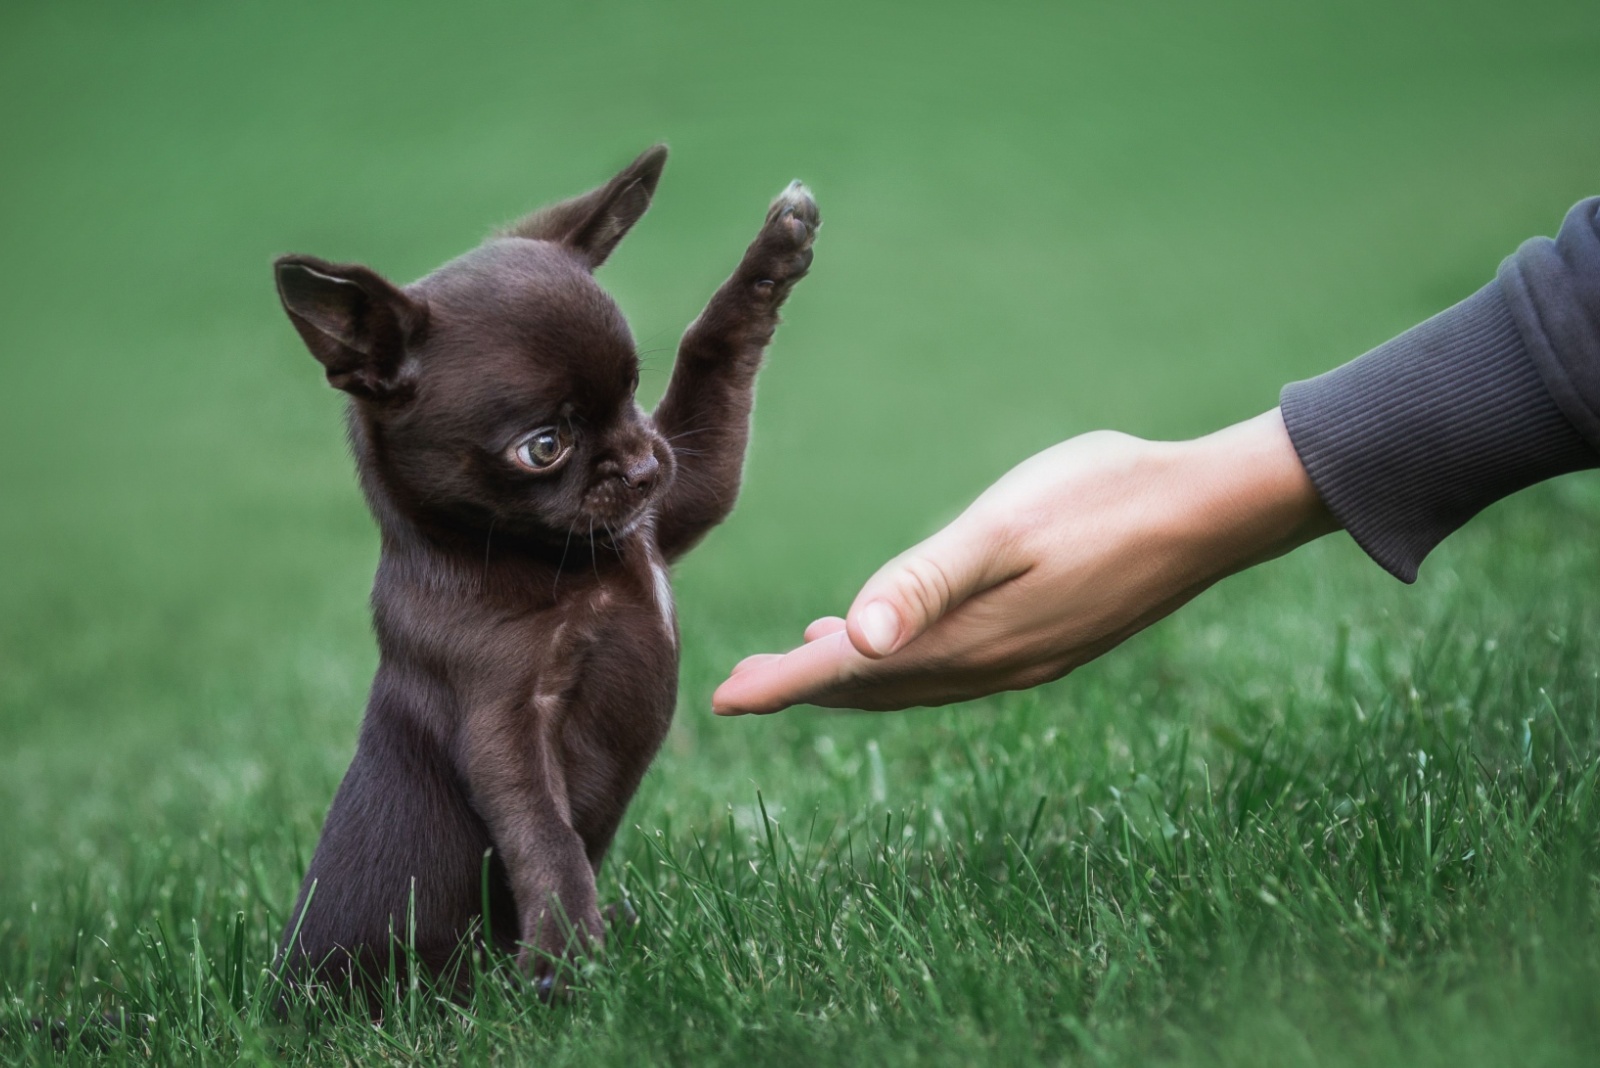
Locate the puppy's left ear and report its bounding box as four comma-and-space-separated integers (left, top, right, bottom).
275, 255, 427, 400
505, 144, 667, 268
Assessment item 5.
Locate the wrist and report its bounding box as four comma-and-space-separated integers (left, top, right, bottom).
1176, 408, 1337, 575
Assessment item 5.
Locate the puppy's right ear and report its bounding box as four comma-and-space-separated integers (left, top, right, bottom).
274, 255, 426, 400
506, 145, 668, 268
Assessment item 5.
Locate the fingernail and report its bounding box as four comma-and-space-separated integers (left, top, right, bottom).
857, 601, 901, 656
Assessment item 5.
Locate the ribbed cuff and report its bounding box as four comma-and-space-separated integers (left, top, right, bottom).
1281, 283, 1598, 582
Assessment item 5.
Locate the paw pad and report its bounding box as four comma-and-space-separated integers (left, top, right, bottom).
767, 180, 820, 250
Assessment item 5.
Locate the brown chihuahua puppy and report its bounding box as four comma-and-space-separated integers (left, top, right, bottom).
272, 146, 817, 1002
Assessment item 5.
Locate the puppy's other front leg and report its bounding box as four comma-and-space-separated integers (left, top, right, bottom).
463, 706, 602, 993
653, 182, 819, 559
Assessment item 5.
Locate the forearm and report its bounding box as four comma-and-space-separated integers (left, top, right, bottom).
1282, 200, 1600, 582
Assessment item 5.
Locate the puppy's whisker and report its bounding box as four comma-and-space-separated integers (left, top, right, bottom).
554, 518, 578, 597
481, 515, 497, 592
664, 426, 734, 444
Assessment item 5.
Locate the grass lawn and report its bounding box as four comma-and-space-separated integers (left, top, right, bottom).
3, 1, 1600, 1063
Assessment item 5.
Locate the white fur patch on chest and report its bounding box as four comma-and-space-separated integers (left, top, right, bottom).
650, 560, 676, 642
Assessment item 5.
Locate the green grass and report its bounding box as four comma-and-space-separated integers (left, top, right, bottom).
3, 0, 1600, 1063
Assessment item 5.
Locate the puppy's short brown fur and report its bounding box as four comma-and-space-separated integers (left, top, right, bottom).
272, 146, 817, 1001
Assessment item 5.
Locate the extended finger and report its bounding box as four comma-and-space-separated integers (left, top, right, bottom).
804, 616, 847, 642
711, 629, 866, 715
729, 652, 785, 676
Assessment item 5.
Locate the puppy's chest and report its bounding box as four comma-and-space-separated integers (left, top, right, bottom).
389, 548, 679, 735
519, 557, 678, 729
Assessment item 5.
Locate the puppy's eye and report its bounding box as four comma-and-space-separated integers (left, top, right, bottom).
510, 426, 571, 472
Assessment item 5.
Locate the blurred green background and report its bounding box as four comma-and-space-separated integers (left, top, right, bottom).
2, 1, 1599, 1064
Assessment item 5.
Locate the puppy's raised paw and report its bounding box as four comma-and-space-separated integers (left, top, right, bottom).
765, 180, 820, 249
744, 181, 820, 297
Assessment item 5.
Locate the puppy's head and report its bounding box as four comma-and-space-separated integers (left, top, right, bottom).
275, 146, 674, 547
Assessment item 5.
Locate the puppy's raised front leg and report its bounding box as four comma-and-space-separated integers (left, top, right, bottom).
652, 182, 819, 559
463, 702, 603, 993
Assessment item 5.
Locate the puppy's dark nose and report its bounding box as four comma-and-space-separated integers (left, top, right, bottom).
621, 454, 660, 493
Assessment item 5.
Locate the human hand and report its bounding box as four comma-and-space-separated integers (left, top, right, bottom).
712, 409, 1336, 714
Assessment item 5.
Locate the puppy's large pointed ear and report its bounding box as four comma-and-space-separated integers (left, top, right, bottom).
505, 144, 667, 268
274, 255, 426, 400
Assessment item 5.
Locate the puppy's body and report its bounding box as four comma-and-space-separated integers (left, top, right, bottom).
272, 148, 817, 1000
292, 523, 677, 995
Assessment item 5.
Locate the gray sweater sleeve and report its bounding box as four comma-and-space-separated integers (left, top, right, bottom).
1280, 198, 1600, 582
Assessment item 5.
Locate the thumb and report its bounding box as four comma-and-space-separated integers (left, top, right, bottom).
845, 518, 1019, 659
